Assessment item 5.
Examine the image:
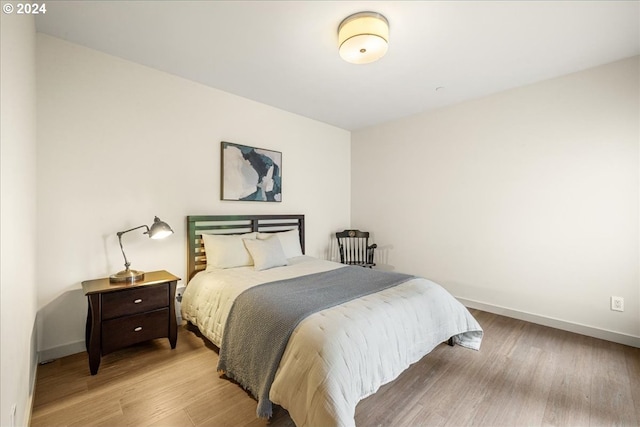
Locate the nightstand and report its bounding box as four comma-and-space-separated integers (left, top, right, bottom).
81, 270, 180, 375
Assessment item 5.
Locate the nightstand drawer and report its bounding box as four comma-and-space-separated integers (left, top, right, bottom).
102, 308, 169, 354
102, 285, 169, 320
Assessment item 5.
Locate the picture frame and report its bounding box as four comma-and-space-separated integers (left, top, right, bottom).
221, 141, 282, 202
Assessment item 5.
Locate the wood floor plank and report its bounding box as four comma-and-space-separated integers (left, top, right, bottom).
541, 334, 593, 426
512, 348, 557, 426
625, 345, 640, 424
31, 397, 123, 427
589, 339, 637, 425
147, 409, 195, 427
31, 310, 640, 427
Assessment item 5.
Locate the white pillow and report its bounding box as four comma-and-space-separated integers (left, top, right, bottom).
202, 232, 257, 270
243, 236, 288, 271
257, 228, 303, 259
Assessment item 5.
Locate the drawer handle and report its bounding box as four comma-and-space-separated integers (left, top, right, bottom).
133, 299, 143, 304
134, 326, 143, 332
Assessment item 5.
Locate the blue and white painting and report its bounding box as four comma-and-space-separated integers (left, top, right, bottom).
221, 142, 282, 202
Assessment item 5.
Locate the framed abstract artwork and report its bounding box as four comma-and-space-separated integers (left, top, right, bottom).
221, 141, 282, 202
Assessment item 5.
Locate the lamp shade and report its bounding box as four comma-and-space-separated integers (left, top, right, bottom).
338, 12, 389, 64
148, 216, 174, 239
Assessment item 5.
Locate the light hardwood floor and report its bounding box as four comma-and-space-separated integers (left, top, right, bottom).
31, 309, 640, 426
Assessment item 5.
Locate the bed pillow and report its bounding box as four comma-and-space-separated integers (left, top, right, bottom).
243, 236, 288, 271
202, 232, 257, 270
257, 229, 303, 259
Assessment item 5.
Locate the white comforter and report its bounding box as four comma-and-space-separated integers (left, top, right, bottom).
182, 256, 483, 427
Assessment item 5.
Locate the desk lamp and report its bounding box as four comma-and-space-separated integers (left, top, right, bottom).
110, 216, 173, 283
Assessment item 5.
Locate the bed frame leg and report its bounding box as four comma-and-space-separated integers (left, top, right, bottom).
447, 337, 455, 346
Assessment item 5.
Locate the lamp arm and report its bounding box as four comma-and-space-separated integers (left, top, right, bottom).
117, 224, 150, 236
116, 224, 151, 270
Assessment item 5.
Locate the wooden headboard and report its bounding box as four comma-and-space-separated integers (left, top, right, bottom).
186, 214, 305, 281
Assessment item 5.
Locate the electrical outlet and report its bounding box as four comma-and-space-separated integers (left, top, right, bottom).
611, 296, 624, 312
176, 286, 186, 303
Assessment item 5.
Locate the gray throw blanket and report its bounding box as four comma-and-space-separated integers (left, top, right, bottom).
217, 266, 414, 419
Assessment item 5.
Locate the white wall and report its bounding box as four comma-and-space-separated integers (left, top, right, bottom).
352, 57, 639, 346
36, 34, 351, 358
1, 12, 39, 427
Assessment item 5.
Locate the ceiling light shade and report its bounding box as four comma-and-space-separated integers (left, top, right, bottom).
338, 12, 389, 64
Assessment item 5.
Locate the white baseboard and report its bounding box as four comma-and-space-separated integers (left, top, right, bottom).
458, 297, 640, 349
38, 340, 86, 363
37, 299, 639, 362
38, 313, 184, 362
26, 364, 37, 427
27, 322, 38, 427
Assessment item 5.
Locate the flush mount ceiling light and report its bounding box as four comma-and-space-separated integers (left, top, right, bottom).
338, 12, 389, 64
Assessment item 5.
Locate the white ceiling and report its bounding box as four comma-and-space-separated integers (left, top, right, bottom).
35, 1, 640, 131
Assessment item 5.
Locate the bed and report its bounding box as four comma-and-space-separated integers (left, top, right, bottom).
181, 214, 483, 427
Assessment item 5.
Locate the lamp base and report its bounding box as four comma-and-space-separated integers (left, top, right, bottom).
110, 269, 145, 284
